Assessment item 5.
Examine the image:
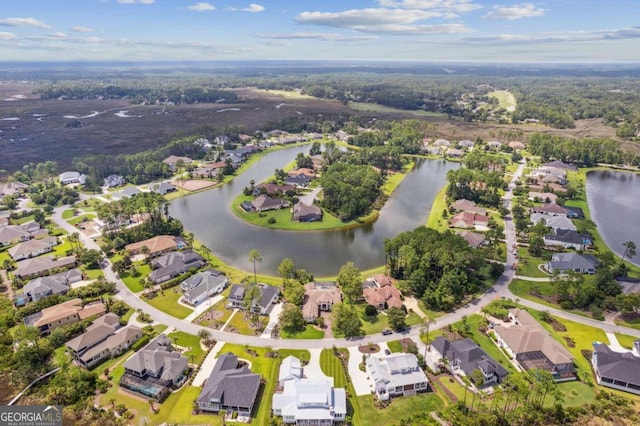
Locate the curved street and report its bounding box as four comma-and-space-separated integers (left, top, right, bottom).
51, 161, 640, 352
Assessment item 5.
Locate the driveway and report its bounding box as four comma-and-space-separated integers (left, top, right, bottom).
192, 340, 225, 387
260, 302, 283, 338
298, 187, 321, 205
305, 348, 330, 380
347, 346, 373, 396
184, 294, 224, 323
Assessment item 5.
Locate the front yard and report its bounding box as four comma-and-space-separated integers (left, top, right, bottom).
280, 324, 325, 339
143, 287, 193, 319
167, 331, 206, 365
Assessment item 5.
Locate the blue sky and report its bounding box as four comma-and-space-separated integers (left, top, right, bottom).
0, 0, 639, 62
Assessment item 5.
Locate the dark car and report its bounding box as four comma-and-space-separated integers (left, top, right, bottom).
381, 329, 393, 335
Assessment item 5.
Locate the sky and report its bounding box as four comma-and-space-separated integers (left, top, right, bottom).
0, 0, 639, 62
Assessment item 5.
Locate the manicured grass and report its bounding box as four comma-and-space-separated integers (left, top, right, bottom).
451, 314, 517, 374
550, 381, 596, 407
320, 348, 362, 425
67, 213, 96, 226
509, 278, 595, 319
219, 343, 310, 426
164, 386, 223, 425
348, 101, 447, 117
144, 288, 193, 319
614, 332, 638, 350
439, 375, 467, 401
82, 268, 104, 280
280, 324, 325, 339
167, 331, 206, 365
226, 310, 261, 335
615, 314, 640, 331
425, 184, 449, 231
61, 209, 75, 219
515, 247, 549, 277
387, 340, 405, 353
356, 393, 444, 425
487, 90, 517, 112
119, 263, 151, 293
52, 239, 74, 257
13, 214, 35, 225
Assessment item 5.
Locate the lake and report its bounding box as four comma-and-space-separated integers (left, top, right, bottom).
169, 146, 459, 276
587, 170, 640, 267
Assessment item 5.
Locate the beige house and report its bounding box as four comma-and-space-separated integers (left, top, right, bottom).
23, 298, 106, 334
8, 237, 58, 261
302, 281, 342, 322
15, 255, 77, 279
125, 235, 186, 257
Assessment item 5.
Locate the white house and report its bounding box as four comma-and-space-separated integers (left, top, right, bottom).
366, 353, 429, 401
59, 171, 86, 185
180, 269, 228, 306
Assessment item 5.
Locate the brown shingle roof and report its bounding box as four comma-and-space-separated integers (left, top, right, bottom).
125, 235, 184, 256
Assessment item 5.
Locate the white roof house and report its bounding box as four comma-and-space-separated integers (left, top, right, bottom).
272, 374, 347, 424
366, 353, 429, 401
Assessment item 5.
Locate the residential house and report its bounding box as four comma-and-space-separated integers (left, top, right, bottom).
541, 160, 577, 171
66, 313, 142, 368
528, 192, 558, 203
152, 181, 177, 195
493, 309, 576, 381
181, 269, 228, 306
8, 237, 58, 261
197, 353, 261, 416
148, 250, 205, 284
546, 253, 600, 274
23, 298, 105, 335
253, 183, 295, 196
278, 355, 303, 386
487, 140, 502, 149
458, 140, 475, 149
450, 211, 490, 230
457, 230, 486, 249
15, 255, 77, 280
227, 283, 279, 315
530, 213, 576, 231
59, 171, 86, 185
287, 168, 317, 180
121, 334, 189, 401
162, 155, 193, 171
21, 269, 82, 304
0, 225, 32, 246
103, 174, 126, 188
446, 148, 464, 158
362, 275, 403, 310
125, 235, 186, 257
302, 281, 342, 322
366, 353, 429, 400
431, 337, 508, 387
544, 229, 593, 251
251, 195, 289, 212
0, 181, 28, 199
0, 216, 8, 228
113, 186, 140, 199
451, 199, 487, 216
592, 341, 640, 395
292, 202, 322, 222
284, 175, 311, 188
272, 357, 347, 424
433, 139, 451, 147
565, 206, 585, 219
531, 203, 568, 217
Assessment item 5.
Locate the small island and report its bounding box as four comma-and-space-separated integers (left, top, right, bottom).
231, 141, 412, 231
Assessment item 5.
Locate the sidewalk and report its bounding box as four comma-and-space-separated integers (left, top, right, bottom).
183, 295, 224, 323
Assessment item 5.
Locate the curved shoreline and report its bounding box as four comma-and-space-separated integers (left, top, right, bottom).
228, 160, 415, 232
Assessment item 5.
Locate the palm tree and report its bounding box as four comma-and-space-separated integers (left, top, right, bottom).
248, 249, 262, 284
420, 316, 436, 358
623, 240, 637, 261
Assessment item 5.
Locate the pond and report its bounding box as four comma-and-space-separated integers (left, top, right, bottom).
586, 170, 640, 267
169, 146, 459, 276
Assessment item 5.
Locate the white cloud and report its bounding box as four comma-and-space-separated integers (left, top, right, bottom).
295, 8, 470, 34
242, 4, 265, 13
483, 3, 546, 20
81, 36, 104, 43
71, 26, 94, 33
0, 17, 51, 29
117, 0, 155, 4
255, 32, 378, 42
0, 32, 17, 40
377, 0, 481, 13
187, 2, 216, 11
47, 32, 67, 39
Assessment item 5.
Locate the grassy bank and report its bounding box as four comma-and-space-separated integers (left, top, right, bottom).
425, 184, 449, 231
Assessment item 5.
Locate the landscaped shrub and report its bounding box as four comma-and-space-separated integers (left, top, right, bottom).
131, 335, 149, 351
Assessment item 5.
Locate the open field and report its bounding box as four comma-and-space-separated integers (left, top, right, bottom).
0, 80, 619, 174
488, 90, 517, 112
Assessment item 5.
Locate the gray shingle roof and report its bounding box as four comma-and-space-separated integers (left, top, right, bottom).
593, 343, 640, 386
197, 353, 261, 409
432, 337, 508, 383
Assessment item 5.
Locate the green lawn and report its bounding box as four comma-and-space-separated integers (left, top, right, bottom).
509, 279, 595, 320
167, 331, 206, 364
119, 263, 151, 292
614, 332, 638, 350
387, 340, 405, 353
163, 386, 223, 425
143, 288, 193, 319
13, 214, 35, 225
225, 310, 261, 335
217, 344, 310, 426
196, 298, 234, 329
615, 315, 640, 331
438, 375, 467, 401
425, 184, 449, 231
356, 393, 444, 426
487, 90, 517, 112
52, 239, 74, 257
67, 213, 96, 226
356, 305, 423, 335
83, 268, 104, 280
61, 209, 75, 219
451, 314, 517, 374
280, 324, 325, 339
320, 348, 362, 425
515, 247, 549, 277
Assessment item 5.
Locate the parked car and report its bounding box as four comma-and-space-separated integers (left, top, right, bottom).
384, 349, 391, 355
381, 328, 393, 335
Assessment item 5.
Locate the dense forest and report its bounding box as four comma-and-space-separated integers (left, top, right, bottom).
384, 227, 485, 311
319, 163, 383, 221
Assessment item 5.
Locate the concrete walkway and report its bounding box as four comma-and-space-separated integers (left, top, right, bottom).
305, 348, 330, 380
220, 309, 239, 332
404, 296, 427, 319
192, 340, 225, 387
347, 346, 372, 396
260, 302, 283, 338
184, 295, 224, 323
605, 331, 628, 353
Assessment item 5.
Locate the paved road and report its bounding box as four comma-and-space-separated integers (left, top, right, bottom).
50, 163, 640, 351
